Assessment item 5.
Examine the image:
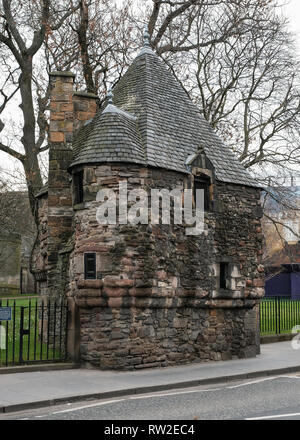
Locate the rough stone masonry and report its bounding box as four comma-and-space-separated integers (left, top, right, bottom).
33, 31, 264, 370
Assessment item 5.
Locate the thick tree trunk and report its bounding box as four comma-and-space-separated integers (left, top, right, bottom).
19, 59, 43, 221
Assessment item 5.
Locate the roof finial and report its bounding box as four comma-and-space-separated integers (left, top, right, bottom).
107, 88, 114, 104
144, 26, 150, 48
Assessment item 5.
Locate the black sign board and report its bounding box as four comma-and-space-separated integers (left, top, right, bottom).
0, 307, 12, 321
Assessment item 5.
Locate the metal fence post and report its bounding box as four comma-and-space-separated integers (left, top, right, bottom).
278, 297, 281, 334
275, 298, 278, 335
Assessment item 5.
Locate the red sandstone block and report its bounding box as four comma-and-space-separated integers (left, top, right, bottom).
52, 93, 72, 102
59, 103, 73, 112
103, 287, 128, 297
77, 279, 103, 289
108, 298, 123, 308
88, 102, 97, 112
51, 112, 66, 121
129, 287, 153, 297
50, 132, 64, 142
76, 289, 102, 298
103, 278, 135, 288
75, 298, 105, 308
50, 101, 60, 111
48, 195, 60, 205
252, 278, 264, 287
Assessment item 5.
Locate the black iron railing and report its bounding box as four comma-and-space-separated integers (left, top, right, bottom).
260, 297, 300, 335
0, 297, 68, 367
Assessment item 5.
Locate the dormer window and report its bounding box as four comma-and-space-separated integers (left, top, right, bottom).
193, 176, 210, 212
74, 170, 84, 204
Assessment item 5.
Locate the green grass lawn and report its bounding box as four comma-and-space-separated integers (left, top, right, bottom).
0, 297, 66, 366
260, 298, 300, 335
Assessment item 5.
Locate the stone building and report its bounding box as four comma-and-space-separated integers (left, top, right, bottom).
33, 33, 264, 370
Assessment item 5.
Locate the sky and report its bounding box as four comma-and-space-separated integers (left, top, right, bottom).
1, 0, 300, 180
283, 0, 300, 48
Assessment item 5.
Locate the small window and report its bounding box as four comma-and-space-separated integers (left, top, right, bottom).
74, 171, 84, 204
220, 263, 229, 289
194, 177, 210, 211
84, 253, 96, 279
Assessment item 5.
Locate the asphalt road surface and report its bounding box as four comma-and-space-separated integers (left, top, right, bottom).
2, 374, 300, 420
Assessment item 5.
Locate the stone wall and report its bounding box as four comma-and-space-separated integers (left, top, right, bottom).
67, 162, 264, 370
78, 305, 259, 369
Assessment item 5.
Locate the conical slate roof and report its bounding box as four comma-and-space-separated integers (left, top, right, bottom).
71, 47, 258, 188
71, 104, 146, 167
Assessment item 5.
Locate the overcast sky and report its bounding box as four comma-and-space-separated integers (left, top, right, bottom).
1, 0, 300, 179
283, 0, 300, 47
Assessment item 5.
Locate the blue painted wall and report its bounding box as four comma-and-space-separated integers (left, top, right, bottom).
266, 272, 300, 299
265, 273, 291, 297
291, 273, 300, 299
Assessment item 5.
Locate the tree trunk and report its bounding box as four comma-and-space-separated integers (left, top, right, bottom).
19, 59, 43, 221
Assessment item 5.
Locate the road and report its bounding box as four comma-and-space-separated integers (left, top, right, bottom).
2, 374, 300, 420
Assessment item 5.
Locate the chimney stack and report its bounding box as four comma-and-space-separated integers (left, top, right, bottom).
47, 71, 75, 298
73, 91, 99, 133
47, 73, 99, 299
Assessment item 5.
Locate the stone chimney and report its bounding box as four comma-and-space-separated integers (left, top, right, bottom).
73, 91, 99, 133
48, 71, 75, 298
47, 73, 99, 299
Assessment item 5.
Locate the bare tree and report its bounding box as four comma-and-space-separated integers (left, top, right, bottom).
44, 0, 135, 102
0, 0, 80, 218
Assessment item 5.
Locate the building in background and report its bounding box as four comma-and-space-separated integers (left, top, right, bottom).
263, 184, 300, 298
0, 191, 36, 295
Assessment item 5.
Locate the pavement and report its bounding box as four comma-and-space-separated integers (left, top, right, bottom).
1, 340, 300, 413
